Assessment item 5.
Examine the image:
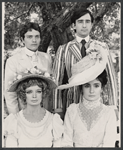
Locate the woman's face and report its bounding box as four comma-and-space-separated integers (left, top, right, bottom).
26, 85, 42, 106
22, 29, 41, 52
82, 79, 102, 101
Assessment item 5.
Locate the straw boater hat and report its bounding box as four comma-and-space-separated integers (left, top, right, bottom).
8, 67, 57, 92
58, 40, 108, 90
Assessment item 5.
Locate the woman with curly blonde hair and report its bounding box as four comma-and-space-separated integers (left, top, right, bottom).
4, 72, 63, 147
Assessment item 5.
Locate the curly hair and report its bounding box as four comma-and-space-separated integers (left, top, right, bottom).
20, 22, 41, 40
16, 78, 50, 105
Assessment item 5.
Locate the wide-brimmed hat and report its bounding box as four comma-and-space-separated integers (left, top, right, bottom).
8, 67, 57, 92
58, 40, 108, 90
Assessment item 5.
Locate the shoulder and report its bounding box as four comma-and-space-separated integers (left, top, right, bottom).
5, 113, 17, 122
52, 113, 63, 124
38, 51, 51, 59
46, 111, 63, 126
67, 103, 78, 111
102, 104, 116, 116
58, 39, 76, 49
11, 47, 23, 56
7, 48, 24, 62
66, 103, 78, 116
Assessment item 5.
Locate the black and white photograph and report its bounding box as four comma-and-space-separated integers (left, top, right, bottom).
2, 2, 121, 147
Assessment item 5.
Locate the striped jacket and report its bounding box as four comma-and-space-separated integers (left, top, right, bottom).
53, 38, 118, 112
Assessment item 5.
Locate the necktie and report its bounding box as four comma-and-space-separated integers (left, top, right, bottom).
32, 53, 38, 67
32, 53, 38, 62
81, 39, 86, 57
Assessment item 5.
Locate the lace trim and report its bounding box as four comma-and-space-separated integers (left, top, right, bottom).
82, 97, 101, 110
78, 102, 105, 131
22, 109, 46, 124
19, 110, 48, 127
16, 113, 53, 140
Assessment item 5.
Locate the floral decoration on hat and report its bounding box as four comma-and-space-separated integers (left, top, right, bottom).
8, 66, 57, 92
86, 40, 108, 60
58, 40, 108, 90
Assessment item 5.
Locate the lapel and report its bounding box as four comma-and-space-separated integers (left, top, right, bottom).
36, 52, 48, 72
68, 39, 82, 61
18, 48, 32, 70
68, 38, 94, 62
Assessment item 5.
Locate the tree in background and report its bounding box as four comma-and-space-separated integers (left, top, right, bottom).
3, 4, 121, 146
4, 2, 120, 53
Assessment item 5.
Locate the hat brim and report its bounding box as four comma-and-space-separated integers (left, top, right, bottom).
58, 42, 108, 90
8, 74, 57, 92
57, 60, 106, 90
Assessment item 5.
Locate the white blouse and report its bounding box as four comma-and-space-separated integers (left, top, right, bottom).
4, 110, 63, 147
62, 103, 117, 147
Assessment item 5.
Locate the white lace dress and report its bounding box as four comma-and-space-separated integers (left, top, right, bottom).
62, 99, 117, 147
4, 110, 63, 147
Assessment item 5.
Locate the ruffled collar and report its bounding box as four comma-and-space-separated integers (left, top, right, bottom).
82, 97, 101, 110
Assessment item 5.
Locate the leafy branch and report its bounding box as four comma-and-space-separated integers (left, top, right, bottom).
5, 3, 35, 27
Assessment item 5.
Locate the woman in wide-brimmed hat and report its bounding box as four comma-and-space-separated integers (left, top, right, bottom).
58, 42, 117, 147
4, 68, 63, 147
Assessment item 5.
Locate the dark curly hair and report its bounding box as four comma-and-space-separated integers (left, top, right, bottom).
16, 78, 50, 105
20, 22, 41, 40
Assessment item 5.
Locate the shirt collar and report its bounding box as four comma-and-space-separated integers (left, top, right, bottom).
75, 34, 90, 43
24, 47, 38, 57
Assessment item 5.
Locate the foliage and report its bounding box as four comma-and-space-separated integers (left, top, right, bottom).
4, 2, 120, 51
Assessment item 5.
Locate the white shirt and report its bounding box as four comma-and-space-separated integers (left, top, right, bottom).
24, 47, 38, 66
75, 35, 90, 50
24, 47, 38, 57
75, 34, 90, 43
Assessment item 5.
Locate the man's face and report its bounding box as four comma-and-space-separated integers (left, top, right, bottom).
74, 13, 93, 38
22, 29, 41, 52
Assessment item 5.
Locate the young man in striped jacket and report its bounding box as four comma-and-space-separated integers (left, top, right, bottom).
53, 9, 118, 119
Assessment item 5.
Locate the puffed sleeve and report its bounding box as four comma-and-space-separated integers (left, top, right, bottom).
61, 103, 77, 147
52, 113, 63, 147
4, 114, 19, 147
103, 107, 117, 147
